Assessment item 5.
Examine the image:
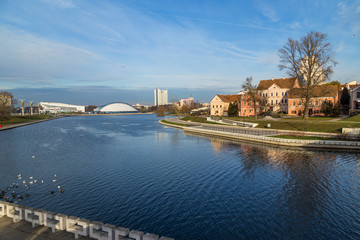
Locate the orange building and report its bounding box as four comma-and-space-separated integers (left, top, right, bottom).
288, 85, 338, 116
238, 95, 260, 117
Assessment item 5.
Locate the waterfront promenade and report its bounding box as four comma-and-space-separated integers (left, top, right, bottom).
160, 118, 360, 150
0, 216, 93, 240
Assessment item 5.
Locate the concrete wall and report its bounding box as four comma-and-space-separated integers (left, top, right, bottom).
0, 201, 174, 240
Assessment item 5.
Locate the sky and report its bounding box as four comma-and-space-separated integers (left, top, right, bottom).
0, 0, 359, 105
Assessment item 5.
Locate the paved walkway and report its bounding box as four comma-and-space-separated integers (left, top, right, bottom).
0, 216, 92, 240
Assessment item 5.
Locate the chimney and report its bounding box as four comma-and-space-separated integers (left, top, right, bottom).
283, 76, 285, 79
272, 77, 274, 80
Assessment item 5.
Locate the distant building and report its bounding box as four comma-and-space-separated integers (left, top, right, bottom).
288, 85, 338, 116
300, 56, 325, 85
349, 84, 360, 115
210, 94, 242, 116
154, 89, 168, 106
40, 102, 85, 113
257, 77, 299, 113
176, 97, 194, 108
94, 102, 138, 113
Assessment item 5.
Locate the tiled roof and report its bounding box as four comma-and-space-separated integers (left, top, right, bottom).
216, 94, 242, 103
257, 77, 297, 90
289, 85, 338, 98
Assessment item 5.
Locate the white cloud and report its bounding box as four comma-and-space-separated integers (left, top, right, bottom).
260, 5, 279, 22
41, 0, 74, 8
0, 27, 105, 85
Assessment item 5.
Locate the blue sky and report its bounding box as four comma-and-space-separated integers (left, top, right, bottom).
0, 0, 359, 105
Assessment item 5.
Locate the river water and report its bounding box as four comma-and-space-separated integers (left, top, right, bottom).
0, 115, 360, 239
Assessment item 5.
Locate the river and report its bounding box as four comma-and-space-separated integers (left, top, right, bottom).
0, 115, 359, 239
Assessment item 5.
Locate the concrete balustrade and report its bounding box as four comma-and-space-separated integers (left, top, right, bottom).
102, 223, 116, 240
90, 221, 104, 239
66, 217, 91, 239
143, 233, 159, 240
0, 201, 6, 216
44, 211, 60, 233
6, 203, 24, 223
115, 226, 130, 239
0, 201, 175, 239
25, 207, 40, 227
129, 230, 144, 240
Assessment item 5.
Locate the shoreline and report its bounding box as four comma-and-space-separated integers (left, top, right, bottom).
0, 116, 64, 131
159, 119, 360, 151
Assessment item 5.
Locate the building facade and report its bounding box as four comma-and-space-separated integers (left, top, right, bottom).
257, 77, 299, 113
288, 85, 338, 116
238, 95, 260, 117
154, 89, 168, 106
40, 102, 85, 113
176, 97, 194, 108
210, 94, 242, 116
349, 85, 360, 115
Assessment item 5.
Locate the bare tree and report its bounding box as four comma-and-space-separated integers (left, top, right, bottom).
279, 31, 336, 119
242, 76, 259, 119
0, 91, 15, 120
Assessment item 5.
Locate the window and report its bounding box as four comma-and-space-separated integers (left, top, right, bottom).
292, 101, 295, 106
282, 92, 284, 96
213, 105, 215, 108
276, 100, 278, 104
315, 100, 319, 105
244, 109, 246, 113
291, 110, 297, 114
216, 105, 218, 108
220, 105, 222, 108
249, 109, 252, 113
266, 93, 268, 97
271, 100, 273, 105
357, 92, 360, 98
281, 99, 284, 104
276, 92, 278, 96
285, 92, 288, 96
298, 101, 301, 105
285, 99, 287, 104
271, 93, 273, 96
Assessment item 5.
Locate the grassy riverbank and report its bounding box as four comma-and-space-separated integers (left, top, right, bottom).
0, 115, 54, 126
181, 116, 360, 133
160, 119, 187, 127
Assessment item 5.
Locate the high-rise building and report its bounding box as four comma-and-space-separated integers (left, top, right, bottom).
154, 88, 168, 106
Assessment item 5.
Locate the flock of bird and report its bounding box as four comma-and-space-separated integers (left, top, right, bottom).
0, 173, 64, 204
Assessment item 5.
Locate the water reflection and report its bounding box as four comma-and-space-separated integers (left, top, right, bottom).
190, 134, 360, 238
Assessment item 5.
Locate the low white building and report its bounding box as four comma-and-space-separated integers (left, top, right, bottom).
40, 102, 85, 113
94, 102, 138, 113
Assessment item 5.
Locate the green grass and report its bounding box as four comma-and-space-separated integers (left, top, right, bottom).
160, 119, 187, 127
340, 114, 360, 122
180, 116, 222, 124
0, 115, 54, 126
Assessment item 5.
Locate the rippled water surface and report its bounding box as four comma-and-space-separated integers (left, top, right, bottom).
1, 115, 360, 239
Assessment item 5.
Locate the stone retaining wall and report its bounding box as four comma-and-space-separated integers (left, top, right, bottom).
183, 126, 360, 150
0, 201, 174, 240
